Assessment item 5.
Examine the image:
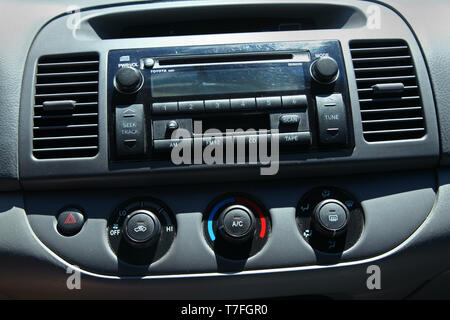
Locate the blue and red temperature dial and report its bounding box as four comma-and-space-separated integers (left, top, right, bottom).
204, 195, 270, 260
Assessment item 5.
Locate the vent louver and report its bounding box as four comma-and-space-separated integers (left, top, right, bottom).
33, 53, 99, 159
349, 39, 425, 142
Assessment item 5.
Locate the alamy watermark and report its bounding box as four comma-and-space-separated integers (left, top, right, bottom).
366, 5, 381, 30
66, 265, 81, 290
366, 264, 381, 290
169, 122, 281, 175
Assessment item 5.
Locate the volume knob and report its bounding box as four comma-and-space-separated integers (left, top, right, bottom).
311, 57, 339, 84
114, 67, 143, 94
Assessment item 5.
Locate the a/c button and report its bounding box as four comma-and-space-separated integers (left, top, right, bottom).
221, 206, 254, 238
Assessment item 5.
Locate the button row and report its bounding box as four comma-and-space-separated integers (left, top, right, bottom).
152, 95, 308, 114
153, 132, 312, 152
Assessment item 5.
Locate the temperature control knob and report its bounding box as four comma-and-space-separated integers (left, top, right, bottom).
217, 205, 256, 242
311, 56, 339, 84
114, 67, 143, 94
313, 199, 349, 237
123, 210, 161, 247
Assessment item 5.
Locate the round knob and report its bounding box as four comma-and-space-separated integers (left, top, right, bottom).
311, 57, 339, 84
217, 205, 255, 242
123, 210, 161, 247
114, 67, 143, 94
313, 199, 349, 237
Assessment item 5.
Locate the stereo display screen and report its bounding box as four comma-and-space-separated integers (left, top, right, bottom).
150, 63, 305, 98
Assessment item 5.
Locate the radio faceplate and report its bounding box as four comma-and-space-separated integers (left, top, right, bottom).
108, 40, 353, 167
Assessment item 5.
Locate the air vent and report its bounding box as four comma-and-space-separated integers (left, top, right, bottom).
349, 39, 425, 142
33, 53, 99, 159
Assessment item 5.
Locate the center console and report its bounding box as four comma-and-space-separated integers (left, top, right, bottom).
14, 0, 440, 296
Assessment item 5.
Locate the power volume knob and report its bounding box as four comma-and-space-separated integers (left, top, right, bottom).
114, 67, 143, 94
311, 56, 339, 84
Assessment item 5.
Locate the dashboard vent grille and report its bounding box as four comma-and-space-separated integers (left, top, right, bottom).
33, 53, 99, 159
349, 39, 425, 142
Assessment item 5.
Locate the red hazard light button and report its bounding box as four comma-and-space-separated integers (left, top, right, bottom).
57, 208, 85, 236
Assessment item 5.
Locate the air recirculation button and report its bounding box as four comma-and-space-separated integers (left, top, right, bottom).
123, 210, 161, 246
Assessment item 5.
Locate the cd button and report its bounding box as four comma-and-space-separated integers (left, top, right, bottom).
256, 96, 282, 109
282, 95, 308, 108
179, 101, 204, 113
230, 98, 256, 111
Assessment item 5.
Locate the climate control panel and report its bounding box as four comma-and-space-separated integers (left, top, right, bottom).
26, 172, 438, 278
103, 189, 364, 266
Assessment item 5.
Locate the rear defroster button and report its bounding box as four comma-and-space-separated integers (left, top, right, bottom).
313, 199, 349, 236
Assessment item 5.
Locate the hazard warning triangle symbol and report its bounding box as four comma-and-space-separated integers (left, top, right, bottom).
64, 213, 77, 224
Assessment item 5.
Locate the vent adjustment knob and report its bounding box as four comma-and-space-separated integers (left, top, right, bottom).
114, 67, 143, 94
311, 57, 339, 84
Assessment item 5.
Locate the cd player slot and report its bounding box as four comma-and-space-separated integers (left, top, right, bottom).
156, 52, 309, 67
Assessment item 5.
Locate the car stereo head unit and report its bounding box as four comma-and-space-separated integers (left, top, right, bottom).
108, 40, 353, 168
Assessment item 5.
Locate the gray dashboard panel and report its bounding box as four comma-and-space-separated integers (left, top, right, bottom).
17, 0, 440, 189
0, 0, 447, 191
25, 170, 435, 276
2, 168, 450, 299
0, 0, 448, 299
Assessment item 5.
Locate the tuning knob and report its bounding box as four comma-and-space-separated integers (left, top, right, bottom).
114, 67, 143, 94
123, 210, 161, 247
311, 56, 339, 84
313, 199, 349, 237
217, 205, 256, 243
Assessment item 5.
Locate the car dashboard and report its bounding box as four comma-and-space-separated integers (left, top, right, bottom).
0, 0, 449, 300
